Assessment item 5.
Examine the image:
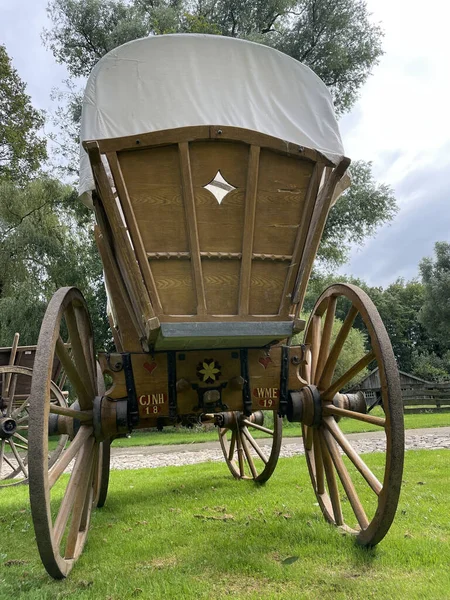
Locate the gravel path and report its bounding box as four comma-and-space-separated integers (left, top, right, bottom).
109, 427, 450, 471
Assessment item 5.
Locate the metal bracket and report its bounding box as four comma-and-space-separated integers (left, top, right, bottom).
240, 349, 252, 416
121, 353, 139, 430
167, 351, 177, 419
279, 345, 289, 417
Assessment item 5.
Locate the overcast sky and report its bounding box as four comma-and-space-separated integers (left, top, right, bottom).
1, 0, 449, 287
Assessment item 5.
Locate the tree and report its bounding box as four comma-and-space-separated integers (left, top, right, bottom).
410, 350, 450, 383
419, 241, 450, 349
44, 0, 383, 114
0, 177, 109, 348
371, 279, 431, 373
319, 160, 397, 266
0, 45, 47, 183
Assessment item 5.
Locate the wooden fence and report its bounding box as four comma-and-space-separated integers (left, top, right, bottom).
400, 383, 450, 413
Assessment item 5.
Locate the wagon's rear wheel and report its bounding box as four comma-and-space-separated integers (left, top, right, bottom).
29, 287, 107, 579
0, 366, 68, 487
302, 283, 404, 546
218, 410, 282, 482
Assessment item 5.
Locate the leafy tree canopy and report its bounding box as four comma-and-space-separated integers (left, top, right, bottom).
410, 349, 450, 383
43, 0, 384, 114
419, 241, 450, 349
0, 177, 109, 348
0, 45, 47, 183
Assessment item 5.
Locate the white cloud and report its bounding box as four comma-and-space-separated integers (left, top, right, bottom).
338, 0, 450, 284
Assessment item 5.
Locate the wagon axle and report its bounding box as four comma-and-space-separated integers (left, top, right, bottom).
286, 387, 367, 426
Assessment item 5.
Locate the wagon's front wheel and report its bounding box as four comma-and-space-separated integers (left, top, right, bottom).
29, 287, 107, 579
218, 410, 282, 482
301, 283, 404, 546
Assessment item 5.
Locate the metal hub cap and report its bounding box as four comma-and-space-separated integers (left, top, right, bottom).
0, 416, 17, 439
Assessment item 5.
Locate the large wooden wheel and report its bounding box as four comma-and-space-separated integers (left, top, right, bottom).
218, 410, 282, 482
0, 366, 68, 487
28, 287, 109, 579
302, 283, 404, 546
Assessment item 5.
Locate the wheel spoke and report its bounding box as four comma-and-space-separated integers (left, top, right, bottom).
310, 315, 322, 383
6, 373, 18, 416
242, 420, 273, 435
11, 442, 28, 451
313, 429, 325, 495
324, 417, 382, 495
219, 427, 229, 438
65, 443, 95, 559
236, 430, 245, 477
13, 432, 29, 445
323, 351, 375, 400
9, 439, 28, 478
49, 404, 93, 422
16, 414, 29, 424
74, 304, 96, 397
0, 440, 5, 478
318, 305, 359, 390
315, 296, 337, 383
56, 337, 91, 409
3, 452, 15, 470
228, 431, 236, 462
53, 436, 95, 548
48, 427, 94, 489
304, 425, 313, 451
241, 426, 268, 464
240, 432, 258, 478
319, 432, 343, 526
323, 404, 386, 428
65, 304, 96, 401
322, 427, 369, 530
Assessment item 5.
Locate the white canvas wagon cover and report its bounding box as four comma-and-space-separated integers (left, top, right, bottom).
79, 33, 345, 204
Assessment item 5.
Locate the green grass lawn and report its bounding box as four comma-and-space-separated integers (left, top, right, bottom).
110, 409, 450, 448
0, 449, 449, 599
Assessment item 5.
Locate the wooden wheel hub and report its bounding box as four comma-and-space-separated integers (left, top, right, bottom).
286, 385, 322, 427
0, 416, 16, 439
287, 388, 368, 427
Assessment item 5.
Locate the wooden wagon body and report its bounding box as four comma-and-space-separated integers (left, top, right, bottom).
77, 35, 349, 430
24, 35, 405, 579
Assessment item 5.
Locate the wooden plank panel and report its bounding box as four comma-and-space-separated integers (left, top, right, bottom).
189, 141, 248, 188
279, 162, 325, 316
178, 142, 207, 315
86, 142, 156, 336
107, 152, 163, 313
253, 150, 313, 256
151, 260, 197, 315
118, 145, 188, 253
239, 146, 260, 315
249, 262, 287, 315
196, 188, 245, 253
94, 226, 142, 352
202, 259, 240, 315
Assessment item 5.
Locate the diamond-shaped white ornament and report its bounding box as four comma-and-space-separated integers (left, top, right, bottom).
203, 171, 236, 204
